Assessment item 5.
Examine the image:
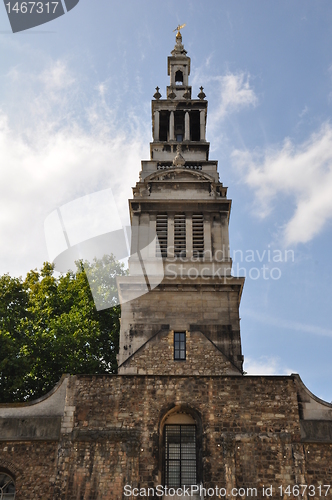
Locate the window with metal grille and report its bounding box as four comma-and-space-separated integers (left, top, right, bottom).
192, 214, 204, 258
174, 332, 186, 360
156, 214, 168, 257
165, 424, 197, 487
174, 214, 186, 257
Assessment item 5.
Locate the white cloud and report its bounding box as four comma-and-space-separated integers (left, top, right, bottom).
39, 60, 75, 92
299, 105, 308, 118
244, 356, 293, 376
192, 65, 257, 129
232, 123, 332, 245
0, 59, 149, 277
191, 67, 258, 151
209, 72, 258, 127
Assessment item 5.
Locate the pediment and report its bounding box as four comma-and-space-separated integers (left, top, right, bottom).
146, 168, 214, 183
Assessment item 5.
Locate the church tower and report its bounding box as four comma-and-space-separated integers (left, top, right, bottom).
1, 30, 332, 500
117, 29, 245, 376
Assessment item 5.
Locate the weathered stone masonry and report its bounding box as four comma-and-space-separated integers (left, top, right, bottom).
1, 30, 332, 500
55, 375, 332, 499
1, 374, 332, 499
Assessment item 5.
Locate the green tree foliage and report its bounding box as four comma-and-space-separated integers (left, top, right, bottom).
0, 256, 126, 403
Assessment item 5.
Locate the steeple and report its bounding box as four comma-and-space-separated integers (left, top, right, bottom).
151, 30, 208, 155
116, 33, 245, 376
167, 27, 191, 100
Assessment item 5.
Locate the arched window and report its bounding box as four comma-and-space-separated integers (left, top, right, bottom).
164, 413, 197, 488
175, 70, 183, 85
0, 472, 15, 499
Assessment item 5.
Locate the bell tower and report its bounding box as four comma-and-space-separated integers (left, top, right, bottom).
117, 30, 245, 376
167, 29, 191, 99
152, 29, 207, 149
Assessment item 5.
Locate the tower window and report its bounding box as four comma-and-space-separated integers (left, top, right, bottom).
156, 214, 193, 259
192, 214, 204, 258
159, 111, 170, 141
174, 214, 186, 257
174, 332, 186, 360
190, 110, 200, 141
175, 70, 184, 85
174, 111, 184, 142
156, 214, 168, 257
164, 424, 196, 487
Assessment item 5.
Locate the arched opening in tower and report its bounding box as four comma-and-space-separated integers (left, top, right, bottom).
175, 70, 184, 85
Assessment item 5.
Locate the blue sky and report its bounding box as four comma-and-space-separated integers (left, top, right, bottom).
1, 1, 332, 401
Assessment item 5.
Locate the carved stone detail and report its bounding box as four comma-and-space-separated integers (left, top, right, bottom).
173, 144, 186, 168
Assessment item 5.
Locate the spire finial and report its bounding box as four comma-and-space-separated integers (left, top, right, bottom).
198, 86, 206, 100
153, 86, 161, 100
173, 23, 186, 38
171, 24, 187, 55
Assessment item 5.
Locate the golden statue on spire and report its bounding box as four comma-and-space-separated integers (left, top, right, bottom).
173, 23, 186, 37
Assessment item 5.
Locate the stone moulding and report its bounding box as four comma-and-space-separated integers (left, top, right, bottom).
300, 420, 332, 442
0, 416, 61, 441
293, 373, 332, 443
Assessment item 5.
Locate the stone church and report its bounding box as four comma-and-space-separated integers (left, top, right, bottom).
1, 31, 332, 500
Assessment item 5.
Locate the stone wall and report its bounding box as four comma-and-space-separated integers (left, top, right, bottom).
1, 374, 332, 499
0, 441, 58, 499
304, 443, 332, 489
53, 374, 306, 500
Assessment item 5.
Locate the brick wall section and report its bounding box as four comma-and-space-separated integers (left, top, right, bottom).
2, 375, 332, 499
121, 329, 240, 375
0, 441, 58, 499
304, 443, 332, 489
52, 375, 312, 500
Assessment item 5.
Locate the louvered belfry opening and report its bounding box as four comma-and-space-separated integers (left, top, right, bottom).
192, 214, 204, 258
174, 214, 186, 257
164, 424, 197, 487
156, 214, 168, 257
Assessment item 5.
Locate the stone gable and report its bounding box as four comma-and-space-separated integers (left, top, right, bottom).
120, 328, 241, 375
